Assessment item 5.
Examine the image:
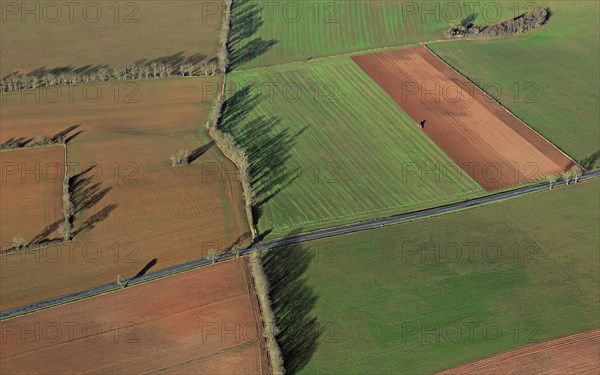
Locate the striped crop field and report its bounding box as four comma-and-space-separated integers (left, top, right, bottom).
230, 0, 528, 69
429, 0, 600, 168
224, 57, 485, 239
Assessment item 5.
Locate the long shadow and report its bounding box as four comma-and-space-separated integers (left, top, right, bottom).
261, 230, 321, 373
69, 165, 117, 237
0, 124, 81, 149
29, 218, 64, 245
3, 51, 210, 81
73, 204, 118, 236
219, 84, 303, 226
581, 150, 600, 170
0, 137, 32, 149
131, 258, 158, 280
123, 258, 159, 287
188, 141, 214, 164
52, 124, 81, 144
228, 0, 278, 71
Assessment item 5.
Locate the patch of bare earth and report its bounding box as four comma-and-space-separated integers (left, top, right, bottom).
438, 329, 600, 375
352, 47, 573, 191
0, 260, 267, 374
0, 146, 65, 246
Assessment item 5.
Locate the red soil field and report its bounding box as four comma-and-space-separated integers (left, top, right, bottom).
352, 47, 574, 191
0, 259, 268, 374
0, 77, 250, 310
0, 146, 64, 246
438, 329, 600, 375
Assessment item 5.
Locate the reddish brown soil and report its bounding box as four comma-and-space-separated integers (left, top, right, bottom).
438, 329, 600, 374
0, 146, 65, 246
0, 78, 251, 310
0, 260, 266, 374
352, 47, 574, 191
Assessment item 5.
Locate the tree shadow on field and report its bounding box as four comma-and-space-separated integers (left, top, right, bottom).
29, 218, 65, 245
219, 84, 305, 227
228, 0, 278, 71
2, 51, 212, 81
580, 150, 600, 170
69, 165, 117, 237
261, 230, 321, 374
52, 124, 82, 144
188, 141, 215, 164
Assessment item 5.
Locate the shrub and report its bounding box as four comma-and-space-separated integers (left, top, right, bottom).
170, 149, 189, 167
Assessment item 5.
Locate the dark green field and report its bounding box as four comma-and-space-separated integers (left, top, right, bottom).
264, 179, 599, 374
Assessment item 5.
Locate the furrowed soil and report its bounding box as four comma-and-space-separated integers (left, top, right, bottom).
438, 329, 600, 375
0, 259, 267, 375
0, 146, 65, 246
352, 47, 573, 191
0, 0, 222, 77
0, 77, 250, 310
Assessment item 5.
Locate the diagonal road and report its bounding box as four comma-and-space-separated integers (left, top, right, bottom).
1, 170, 599, 320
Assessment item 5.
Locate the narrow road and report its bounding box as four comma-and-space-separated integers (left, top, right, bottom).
2, 170, 598, 320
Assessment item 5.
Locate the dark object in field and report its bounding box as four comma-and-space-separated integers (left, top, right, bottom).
418, 120, 426, 129
447, 7, 550, 39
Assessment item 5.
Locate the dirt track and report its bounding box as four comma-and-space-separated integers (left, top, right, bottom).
438, 329, 600, 374
352, 47, 573, 191
0, 260, 265, 374
0, 146, 65, 246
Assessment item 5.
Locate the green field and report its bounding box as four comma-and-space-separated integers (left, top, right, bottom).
230, 0, 531, 69
263, 179, 600, 374
429, 0, 600, 168
224, 57, 484, 238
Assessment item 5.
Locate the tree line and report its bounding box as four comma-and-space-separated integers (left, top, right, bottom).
1, 59, 219, 93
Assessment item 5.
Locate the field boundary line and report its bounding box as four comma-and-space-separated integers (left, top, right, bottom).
2, 170, 598, 321
422, 45, 582, 170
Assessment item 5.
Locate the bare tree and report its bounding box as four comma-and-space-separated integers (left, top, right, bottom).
547, 175, 557, 190
117, 275, 127, 289
32, 135, 51, 146
563, 170, 573, 185
208, 249, 217, 264
232, 245, 242, 258
170, 149, 189, 167
12, 235, 27, 251
574, 168, 583, 183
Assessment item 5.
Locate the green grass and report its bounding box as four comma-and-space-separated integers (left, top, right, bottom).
231, 0, 521, 69
429, 0, 600, 168
224, 57, 484, 239
268, 179, 600, 374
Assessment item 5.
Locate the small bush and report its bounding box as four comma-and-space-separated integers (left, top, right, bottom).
12, 235, 27, 251
170, 149, 189, 167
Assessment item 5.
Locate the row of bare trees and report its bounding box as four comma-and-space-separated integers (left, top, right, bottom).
60, 145, 75, 240
205, 0, 256, 240
0, 134, 64, 151
547, 166, 584, 189
213, 1, 284, 372
249, 252, 285, 375
1, 61, 218, 93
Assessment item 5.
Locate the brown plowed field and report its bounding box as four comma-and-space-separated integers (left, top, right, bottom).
0, 77, 250, 310
438, 329, 600, 375
1, 146, 65, 246
0, 259, 267, 374
352, 47, 574, 191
